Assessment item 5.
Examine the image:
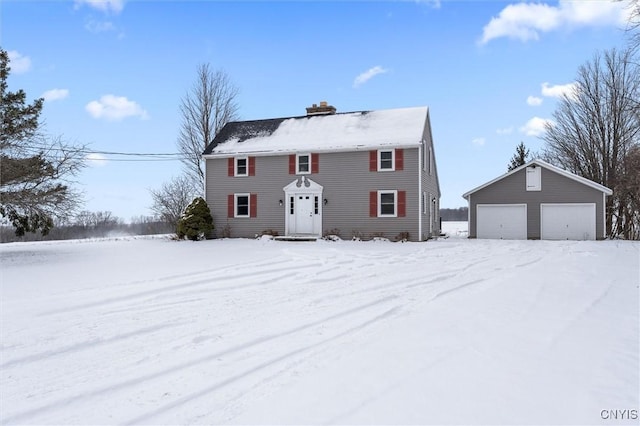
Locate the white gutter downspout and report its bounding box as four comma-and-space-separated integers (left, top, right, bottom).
418, 142, 423, 241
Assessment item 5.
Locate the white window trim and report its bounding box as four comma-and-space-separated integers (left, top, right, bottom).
234, 193, 250, 218
378, 149, 395, 172
378, 190, 398, 218
234, 157, 248, 177
296, 153, 311, 175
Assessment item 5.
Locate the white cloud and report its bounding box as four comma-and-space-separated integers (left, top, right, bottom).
520, 116, 553, 137
86, 153, 108, 166
526, 95, 543, 106
85, 19, 116, 33
42, 89, 69, 102
75, 0, 125, 14
472, 137, 486, 147
416, 0, 441, 9
86, 95, 149, 121
496, 127, 513, 135
479, 0, 628, 44
541, 82, 577, 99
7, 50, 32, 74
353, 66, 388, 88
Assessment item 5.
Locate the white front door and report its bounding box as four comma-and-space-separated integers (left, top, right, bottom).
284, 177, 323, 236
295, 194, 315, 234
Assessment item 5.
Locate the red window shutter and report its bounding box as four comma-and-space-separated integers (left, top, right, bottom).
369, 191, 377, 217
311, 153, 319, 174
227, 194, 234, 218
289, 154, 296, 174
369, 151, 377, 172
228, 158, 234, 177
398, 190, 406, 217
395, 149, 404, 171
250, 194, 257, 218
248, 157, 256, 176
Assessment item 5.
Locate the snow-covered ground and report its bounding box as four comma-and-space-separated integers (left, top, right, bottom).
1, 224, 638, 425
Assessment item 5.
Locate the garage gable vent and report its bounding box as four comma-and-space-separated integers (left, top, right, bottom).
526, 166, 541, 191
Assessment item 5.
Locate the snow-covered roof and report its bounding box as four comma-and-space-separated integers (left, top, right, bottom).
203, 106, 429, 156
462, 159, 613, 199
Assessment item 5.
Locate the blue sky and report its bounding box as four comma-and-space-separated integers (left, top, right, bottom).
3, 0, 632, 221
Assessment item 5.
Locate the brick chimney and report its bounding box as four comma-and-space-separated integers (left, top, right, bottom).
306, 101, 336, 116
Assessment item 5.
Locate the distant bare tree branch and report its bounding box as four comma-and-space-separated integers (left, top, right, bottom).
177, 64, 239, 192
149, 175, 199, 230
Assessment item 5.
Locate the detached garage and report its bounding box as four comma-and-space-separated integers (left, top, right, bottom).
463, 159, 612, 240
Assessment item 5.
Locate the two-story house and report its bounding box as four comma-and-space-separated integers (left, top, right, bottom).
202, 102, 440, 241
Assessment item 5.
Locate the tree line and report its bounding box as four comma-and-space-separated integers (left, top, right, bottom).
440, 207, 468, 222
0, 212, 173, 243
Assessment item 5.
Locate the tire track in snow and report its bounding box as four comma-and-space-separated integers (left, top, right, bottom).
40, 262, 322, 316
0, 322, 186, 369
1, 296, 399, 425
123, 306, 402, 425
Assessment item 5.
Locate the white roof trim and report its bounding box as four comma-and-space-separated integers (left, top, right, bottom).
462, 159, 613, 199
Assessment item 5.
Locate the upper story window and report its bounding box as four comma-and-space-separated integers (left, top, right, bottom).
235, 157, 248, 176
228, 157, 255, 177
379, 150, 395, 171
297, 154, 310, 174
370, 149, 403, 172
289, 153, 319, 175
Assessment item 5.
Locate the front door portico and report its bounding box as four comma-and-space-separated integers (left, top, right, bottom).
284, 177, 323, 236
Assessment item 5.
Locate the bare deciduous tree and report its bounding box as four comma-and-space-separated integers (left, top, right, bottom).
177, 64, 239, 192
542, 48, 640, 238
149, 175, 199, 230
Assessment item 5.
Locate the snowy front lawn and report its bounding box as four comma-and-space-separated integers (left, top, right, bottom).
1, 230, 638, 425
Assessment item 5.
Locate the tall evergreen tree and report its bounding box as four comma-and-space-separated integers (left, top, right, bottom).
508, 142, 530, 171
0, 48, 86, 236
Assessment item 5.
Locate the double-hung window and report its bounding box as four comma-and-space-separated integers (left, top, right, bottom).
378, 150, 395, 171
370, 190, 406, 218
370, 149, 403, 172
235, 194, 250, 217
235, 157, 248, 177
297, 154, 310, 174
378, 190, 397, 217
228, 157, 254, 177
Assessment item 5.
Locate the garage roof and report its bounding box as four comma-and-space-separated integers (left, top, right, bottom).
462, 159, 613, 199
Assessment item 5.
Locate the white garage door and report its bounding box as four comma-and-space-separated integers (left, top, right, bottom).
477, 204, 527, 239
541, 203, 596, 240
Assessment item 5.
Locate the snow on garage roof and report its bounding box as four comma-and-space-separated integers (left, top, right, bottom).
203, 106, 429, 156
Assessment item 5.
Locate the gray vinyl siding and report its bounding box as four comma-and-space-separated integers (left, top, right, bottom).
468, 166, 606, 239
420, 112, 440, 239
205, 149, 422, 241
